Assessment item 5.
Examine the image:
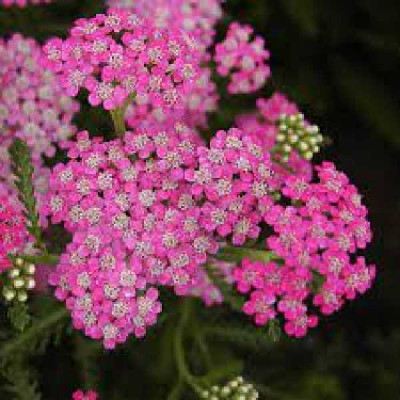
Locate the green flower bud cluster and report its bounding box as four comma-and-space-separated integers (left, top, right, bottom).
275, 113, 323, 161
200, 377, 259, 400
2, 257, 36, 302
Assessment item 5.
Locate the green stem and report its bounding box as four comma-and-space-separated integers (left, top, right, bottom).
167, 378, 184, 400
193, 324, 212, 371
199, 360, 243, 387
215, 246, 278, 263
110, 108, 127, 137
109, 92, 136, 138
174, 300, 204, 396
73, 335, 102, 390
18, 254, 60, 266
0, 306, 68, 360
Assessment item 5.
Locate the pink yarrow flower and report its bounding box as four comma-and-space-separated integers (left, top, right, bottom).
106, 0, 224, 50
0, 34, 78, 219
42, 8, 201, 111
232, 162, 374, 338
46, 124, 221, 348
72, 390, 98, 400
1, 0, 52, 6
215, 22, 270, 94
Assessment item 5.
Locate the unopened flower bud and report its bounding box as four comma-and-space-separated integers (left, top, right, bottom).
25, 277, 36, 290
274, 113, 324, 161
15, 257, 24, 267
17, 290, 28, 302
13, 278, 25, 289
8, 268, 20, 279
3, 287, 16, 302
24, 263, 36, 275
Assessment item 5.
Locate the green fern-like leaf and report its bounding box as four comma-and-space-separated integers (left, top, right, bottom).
0, 302, 68, 364
204, 321, 280, 351
7, 302, 31, 332
9, 138, 45, 252
2, 359, 41, 400
73, 334, 102, 389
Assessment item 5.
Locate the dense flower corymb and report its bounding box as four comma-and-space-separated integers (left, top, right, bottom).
45, 124, 283, 347
104, 0, 221, 129
106, 0, 224, 50
0, 34, 78, 160
233, 162, 375, 337
0, 34, 77, 217
215, 22, 270, 94
42, 8, 200, 111
1, 0, 51, 6
186, 127, 278, 246
45, 123, 218, 348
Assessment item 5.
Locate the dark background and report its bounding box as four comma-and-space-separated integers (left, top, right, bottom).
1, 1, 399, 399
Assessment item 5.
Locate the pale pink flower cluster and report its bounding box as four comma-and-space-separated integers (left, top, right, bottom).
0, 34, 77, 221
236, 92, 313, 182
42, 8, 200, 111
214, 22, 270, 94
0, 185, 28, 272
0, 34, 78, 160
1, 0, 51, 6
106, 0, 224, 49
72, 390, 98, 400
233, 162, 375, 337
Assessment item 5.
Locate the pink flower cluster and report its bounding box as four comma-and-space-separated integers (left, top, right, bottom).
186, 127, 278, 245
43, 8, 200, 111
236, 92, 313, 182
45, 124, 205, 348
106, 0, 224, 50
72, 390, 98, 400
0, 34, 78, 160
233, 162, 375, 337
1, 0, 51, 6
215, 22, 270, 94
44, 125, 280, 347
0, 188, 28, 272
125, 66, 218, 130
0, 34, 77, 222
104, 1, 221, 129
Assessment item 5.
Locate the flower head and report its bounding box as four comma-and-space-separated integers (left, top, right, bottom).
1, 0, 52, 7
46, 124, 221, 347
43, 8, 201, 111
233, 162, 375, 337
72, 390, 98, 400
215, 22, 270, 94
107, 0, 224, 50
